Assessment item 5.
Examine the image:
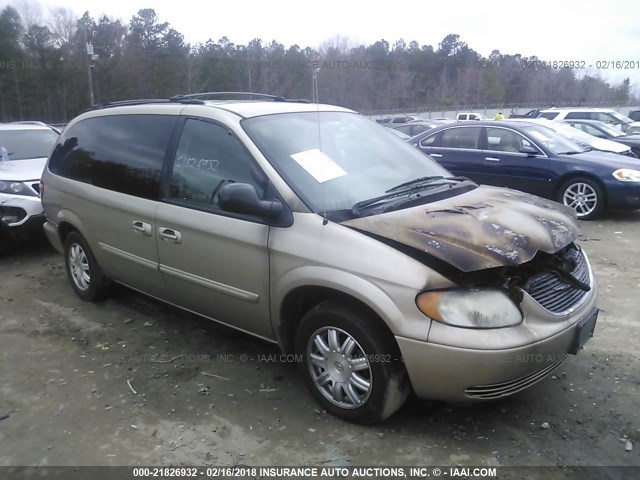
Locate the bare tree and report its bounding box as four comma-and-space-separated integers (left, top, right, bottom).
48, 7, 77, 48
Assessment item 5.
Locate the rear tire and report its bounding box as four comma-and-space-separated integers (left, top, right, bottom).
557, 177, 604, 220
295, 300, 410, 424
64, 232, 111, 301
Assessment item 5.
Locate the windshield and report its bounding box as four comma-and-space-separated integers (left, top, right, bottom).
243, 111, 451, 212
0, 129, 59, 160
521, 125, 588, 154
612, 112, 633, 123
598, 122, 625, 137
551, 122, 600, 147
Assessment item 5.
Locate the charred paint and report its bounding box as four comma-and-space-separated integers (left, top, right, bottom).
342, 186, 580, 272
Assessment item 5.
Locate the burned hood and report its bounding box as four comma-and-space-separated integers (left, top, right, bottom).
342, 186, 580, 272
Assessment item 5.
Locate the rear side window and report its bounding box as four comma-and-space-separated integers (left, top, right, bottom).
48, 115, 177, 200
539, 112, 560, 120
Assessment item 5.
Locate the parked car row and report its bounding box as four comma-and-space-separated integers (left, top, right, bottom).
410, 120, 640, 220
508, 118, 637, 158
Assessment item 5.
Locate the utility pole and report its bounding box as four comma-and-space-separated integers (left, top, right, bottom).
85, 41, 95, 106
312, 68, 320, 103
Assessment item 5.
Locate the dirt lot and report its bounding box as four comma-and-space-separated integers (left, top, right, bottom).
0, 212, 639, 478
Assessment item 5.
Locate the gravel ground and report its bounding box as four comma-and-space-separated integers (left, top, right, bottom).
0, 212, 639, 479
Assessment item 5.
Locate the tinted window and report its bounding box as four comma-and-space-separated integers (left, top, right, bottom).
538, 112, 559, 120
0, 128, 58, 160
564, 112, 591, 120
486, 127, 533, 152
167, 119, 265, 210
420, 134, 437, 147
411, 125, 430, 136
441, 127, 481, 149
49, 115, 176, 199
394, 125, 412, 135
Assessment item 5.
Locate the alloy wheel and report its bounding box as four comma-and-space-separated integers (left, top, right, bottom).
562, 182, 598, 218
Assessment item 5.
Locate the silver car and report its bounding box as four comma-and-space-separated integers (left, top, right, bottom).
0, 123, 59, 240
41, 94, 598, 423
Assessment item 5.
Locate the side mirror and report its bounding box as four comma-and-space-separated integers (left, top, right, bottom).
520, 146, 541, 156
218, 183, 283, 218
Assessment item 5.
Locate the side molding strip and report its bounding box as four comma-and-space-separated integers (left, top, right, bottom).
159, 264, 260, 303
98, 243, 159, 270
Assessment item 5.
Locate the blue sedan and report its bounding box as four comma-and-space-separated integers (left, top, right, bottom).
410, 120, 640, 219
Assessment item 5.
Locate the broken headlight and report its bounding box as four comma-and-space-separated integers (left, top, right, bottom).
416, 289, 522, 329
0, 181, 36, 196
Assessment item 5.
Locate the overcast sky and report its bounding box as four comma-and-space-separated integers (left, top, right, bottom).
6, 0, 640, 87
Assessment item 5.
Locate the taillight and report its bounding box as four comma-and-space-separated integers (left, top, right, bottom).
39, 179, 44, 198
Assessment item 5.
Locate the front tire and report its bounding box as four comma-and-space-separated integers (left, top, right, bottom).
295, 300, 410, 424
557, 177, 604, 220
64, 232, 111, 301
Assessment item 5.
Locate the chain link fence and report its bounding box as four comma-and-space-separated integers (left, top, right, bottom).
365, 101, 640, 119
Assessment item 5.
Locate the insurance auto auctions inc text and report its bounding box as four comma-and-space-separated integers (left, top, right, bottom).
255, 466, 497, 478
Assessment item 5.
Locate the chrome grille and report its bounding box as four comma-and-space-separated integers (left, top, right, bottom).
465, 356, 566, 399
524, 248, 590, 314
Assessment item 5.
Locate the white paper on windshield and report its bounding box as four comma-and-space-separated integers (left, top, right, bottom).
290, 149, 347, 183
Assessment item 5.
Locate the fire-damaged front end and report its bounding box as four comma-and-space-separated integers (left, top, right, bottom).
342, 186, 598, 401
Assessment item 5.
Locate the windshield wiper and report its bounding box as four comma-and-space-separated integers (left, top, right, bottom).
557, 151, 587, 155
385, 175, 445, 193
352, 181, 459, 215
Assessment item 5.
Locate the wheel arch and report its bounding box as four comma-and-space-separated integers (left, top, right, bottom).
274, 268, 405, 355
554, 171, 608, 206
55, 209, 88, 244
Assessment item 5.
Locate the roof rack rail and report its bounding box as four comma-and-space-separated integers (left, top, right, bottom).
169, 91, 311, 103
90, 97, 206, 110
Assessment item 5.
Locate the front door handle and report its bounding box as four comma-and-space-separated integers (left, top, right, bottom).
430, 153, 443, 158
484, 157, 501, 162
132, 221, 152, 236
158, 227, 182, 244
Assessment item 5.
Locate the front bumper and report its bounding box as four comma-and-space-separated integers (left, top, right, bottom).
604, 180, 640, 208
0, 213, 45, 241
397, 306, 598, 402
0, 193, 44, 227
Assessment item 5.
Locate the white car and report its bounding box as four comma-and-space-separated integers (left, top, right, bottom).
537, 107, 640, 133
0, 123, 59, 240
456, 112, 487, 121
509, 118, 636, 158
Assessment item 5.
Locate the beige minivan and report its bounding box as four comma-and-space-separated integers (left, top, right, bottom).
41, 93, 598, 423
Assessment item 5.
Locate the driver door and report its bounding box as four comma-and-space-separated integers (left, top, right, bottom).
155, 117, 273, 339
